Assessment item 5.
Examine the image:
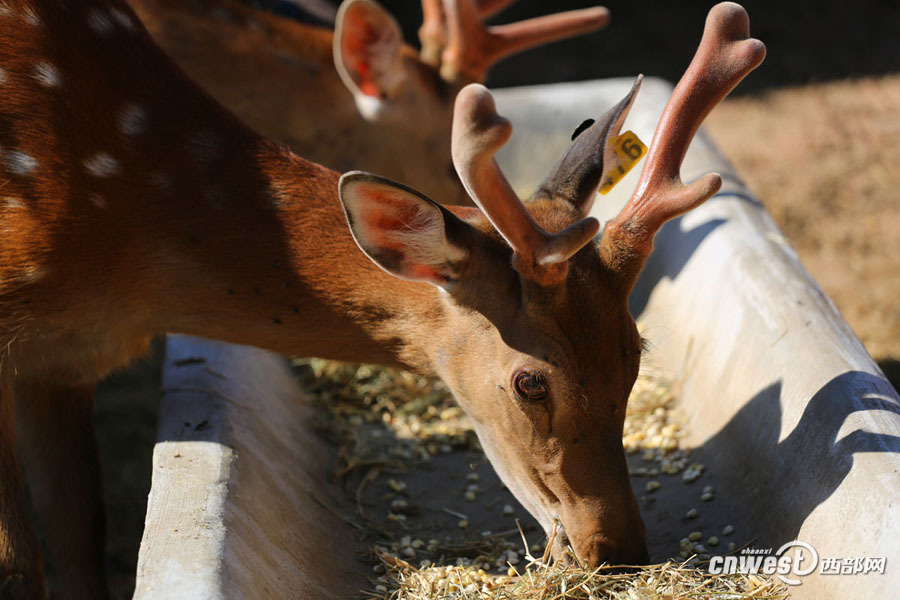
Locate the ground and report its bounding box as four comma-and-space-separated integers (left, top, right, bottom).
706, 75, 899, 379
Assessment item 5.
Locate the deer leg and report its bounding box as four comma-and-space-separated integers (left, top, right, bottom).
0, 380, 44, 599
15, 380, 108, 600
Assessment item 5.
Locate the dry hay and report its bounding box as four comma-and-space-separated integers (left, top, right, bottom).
370, 552, 787, 599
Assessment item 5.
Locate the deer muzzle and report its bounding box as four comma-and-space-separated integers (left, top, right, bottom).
553, 490, 648, 567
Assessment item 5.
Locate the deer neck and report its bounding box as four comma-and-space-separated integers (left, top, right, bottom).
135, 134, 447, 373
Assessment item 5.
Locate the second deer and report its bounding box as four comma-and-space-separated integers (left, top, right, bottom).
128, 0, 611, 204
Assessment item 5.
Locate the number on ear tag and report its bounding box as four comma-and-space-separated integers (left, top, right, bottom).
598, 130, 647, 195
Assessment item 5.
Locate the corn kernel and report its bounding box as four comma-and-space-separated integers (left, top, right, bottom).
387, 479, 407, 493
723, 524, 735, 535
688, 531, 703, 542
686, 508, 698, 519
707, 536, 719, 546
458, 519, 469, 529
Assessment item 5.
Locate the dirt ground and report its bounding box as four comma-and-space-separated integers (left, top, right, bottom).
705, 75, 900, 382
82, 1, 898, 598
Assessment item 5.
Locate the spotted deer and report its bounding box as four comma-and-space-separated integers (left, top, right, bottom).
127, 0, 611, 205
0, 0, 763, 597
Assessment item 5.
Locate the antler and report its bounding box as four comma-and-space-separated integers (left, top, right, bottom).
438, 0, 610, 83
600, 2, 765, 286
452, 84, 600, 286
420, 0, 518, 69
419, 0, 447, 67
475, 0, 517, 18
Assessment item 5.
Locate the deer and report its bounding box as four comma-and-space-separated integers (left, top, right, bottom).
0, 0, 763, 597
126, 0, 612, 205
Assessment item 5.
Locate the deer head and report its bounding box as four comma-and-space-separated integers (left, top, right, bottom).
332, 0, 609, 202
338, 2, 764, 565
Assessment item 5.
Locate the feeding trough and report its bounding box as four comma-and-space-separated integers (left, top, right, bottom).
133, 77, 900, 599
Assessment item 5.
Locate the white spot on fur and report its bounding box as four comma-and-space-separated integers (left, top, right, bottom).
83, 153, 120, 177
21, 6, 38, 26
0, 3, 12, 18
267, 180, 291, 208
2, 197, 25, 209
190, 130, 220, 166
87, 7, 114, 33
118, 104, 147, 136
89, 194, 107, 209
6, 151, 37, 175
0, 67, 6, 84
110, 7, 134, 30
17, 265, 45, 283
33, 61, 61, 87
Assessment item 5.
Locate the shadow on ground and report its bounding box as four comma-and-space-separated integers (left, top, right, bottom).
91, 340, 163, 600
878, 359, 900, 396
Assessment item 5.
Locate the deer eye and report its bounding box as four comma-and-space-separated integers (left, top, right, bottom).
513, 369, 549, 402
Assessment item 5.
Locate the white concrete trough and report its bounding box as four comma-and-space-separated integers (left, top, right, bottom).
133, 78, 900, 599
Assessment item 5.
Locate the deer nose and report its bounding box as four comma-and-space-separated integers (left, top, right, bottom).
578, 534, 650, 567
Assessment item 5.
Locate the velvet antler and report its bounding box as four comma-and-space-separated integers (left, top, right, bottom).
433, 0, 610, 83
600, 2, 765, 288
451, 84, 600, 285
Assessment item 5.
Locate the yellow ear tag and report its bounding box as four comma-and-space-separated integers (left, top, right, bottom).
598, 130, 647, 195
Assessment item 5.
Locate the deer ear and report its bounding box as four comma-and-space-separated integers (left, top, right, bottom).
334, 0, 406, 119
339, 172, 470, 290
